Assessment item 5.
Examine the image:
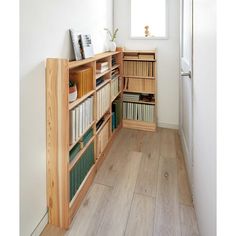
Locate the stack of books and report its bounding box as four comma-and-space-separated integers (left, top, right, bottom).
69, 142, 94, 201
70, 66, 93, 98
96, 84, 110, 120
69, 96, 94, 145
123, 102, 154, 123
96, 61, 109, 73
123, 93, 140, 102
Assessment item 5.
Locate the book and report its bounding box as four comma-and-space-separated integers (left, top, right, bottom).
79, 34, 94, 59
69, 29, 83, 61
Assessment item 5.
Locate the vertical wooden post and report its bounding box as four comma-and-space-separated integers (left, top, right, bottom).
46, 58, 70, 229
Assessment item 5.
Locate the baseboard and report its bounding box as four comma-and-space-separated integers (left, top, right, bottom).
158, 122, 179, 130
31, 212, 48, 236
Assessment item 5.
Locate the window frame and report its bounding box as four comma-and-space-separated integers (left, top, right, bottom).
129, 0, 169, 40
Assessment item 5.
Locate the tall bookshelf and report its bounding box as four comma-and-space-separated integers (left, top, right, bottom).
46, 51, 123, 229
122, 50, 157, 131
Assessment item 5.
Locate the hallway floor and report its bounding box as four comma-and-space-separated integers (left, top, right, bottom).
42, 128, 199, 236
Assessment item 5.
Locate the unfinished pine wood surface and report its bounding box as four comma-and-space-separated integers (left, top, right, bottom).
125, 194, 155, 236
66, 184, 112, 236
96, 151, 142, 236
154, 156, 181, 236
42, 128, 199, 236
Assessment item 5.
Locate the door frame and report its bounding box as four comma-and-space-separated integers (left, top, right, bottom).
179, 0, 194, 190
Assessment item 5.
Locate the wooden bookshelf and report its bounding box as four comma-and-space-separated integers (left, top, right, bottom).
122, 50, 157, 131
45, 49, 156, 229
46, 51, 123, 229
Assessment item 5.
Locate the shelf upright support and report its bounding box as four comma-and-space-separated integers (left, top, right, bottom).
46, 58, 70, 229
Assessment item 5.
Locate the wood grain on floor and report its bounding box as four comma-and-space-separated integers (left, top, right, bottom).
41, 128, 199, 236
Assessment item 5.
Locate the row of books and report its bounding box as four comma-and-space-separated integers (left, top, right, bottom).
69, 96, 94, 145
123, 93, 155, 103
112, 99, 122, 131
96, 61, 109, 73
112, 68, 119, 79
70, 66, 93, 98
111, 76, 119, 100
123, 93, 140, 102
97, 120, 110, 156
69, 128, 93, 162
112, 55, 117, 66
123, 102, 155, 123
123, 61, 154, 77
123, 77, 155, 93
70, 142, 94, 201
96, 84, 110, 120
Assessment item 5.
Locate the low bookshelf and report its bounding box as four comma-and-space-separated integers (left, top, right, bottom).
46, 51, 123, 229
122, 50, 157, 131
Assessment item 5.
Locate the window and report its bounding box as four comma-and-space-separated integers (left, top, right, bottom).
130, 0, 167, 39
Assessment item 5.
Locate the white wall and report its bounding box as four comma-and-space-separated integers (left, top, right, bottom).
20, 0, 113, 235
114, 0, 180, 128
192, 0, 216, 235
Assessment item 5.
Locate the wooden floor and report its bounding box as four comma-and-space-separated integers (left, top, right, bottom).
41, 128, 199, 236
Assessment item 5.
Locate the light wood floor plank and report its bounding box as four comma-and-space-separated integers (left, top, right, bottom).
66, 183, 112, 236
94, 129, 142, 187
135, 132, 160, 197
175, 133, 193, 206
125, 194, 155, 236
97, 151, 142, 236
42, 128, 199, 236
180, 204, 199, 236
154, 156, 181, 236
160, 128, 177, 159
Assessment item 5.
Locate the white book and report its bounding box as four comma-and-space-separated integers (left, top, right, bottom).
79, 104, 83, 136
75, 106, 79, 140
134, 103, 137, 120
91, 97, 93, 123
69, 109, 76, 144
137, 104, 141, 121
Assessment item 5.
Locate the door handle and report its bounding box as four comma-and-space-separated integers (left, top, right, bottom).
181, 71, 191, 79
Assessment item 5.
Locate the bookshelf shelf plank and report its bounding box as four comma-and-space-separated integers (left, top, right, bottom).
111, 90, 122, 103
123, 89, 155, 94
123, 100, 155, 105
69, 90, 95, 110
96, 79, 111, 91
123, 75, 155, 79
69, 136, 95, 171
96, 69, 111, 80
69, 51, 120, 69
69, 121, 95, 151
123, 119, 156, 131
96, 114, 111, 135
123, 58, 156, 62
111, 64, 120, 70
